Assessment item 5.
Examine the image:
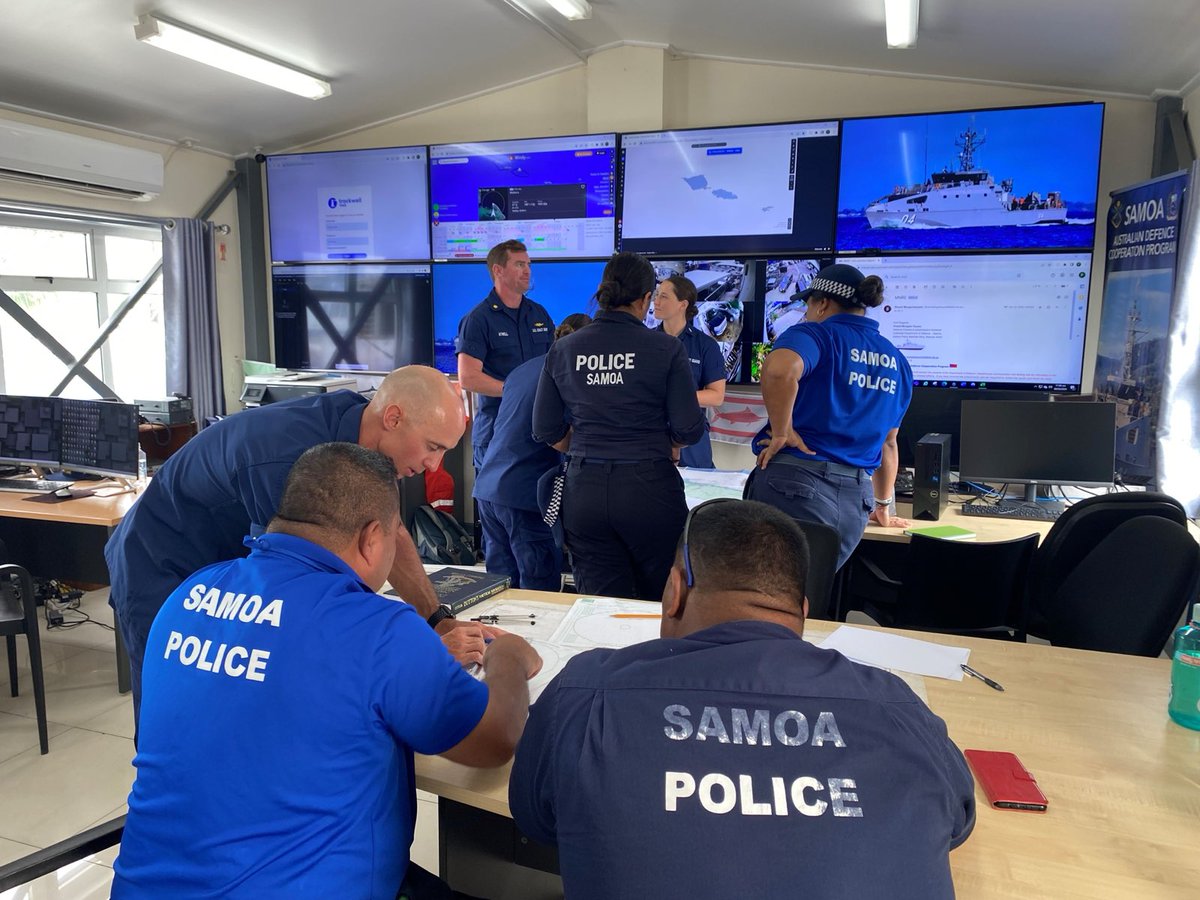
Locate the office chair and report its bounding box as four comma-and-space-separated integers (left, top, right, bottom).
1026, 492, 1192, 644
0, 564, 49, 754
851, 533, 1039, 640
794, 520, 841, 622
1036, 513, 1200, 657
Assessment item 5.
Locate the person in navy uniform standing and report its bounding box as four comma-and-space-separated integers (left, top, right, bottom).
510, 498, 975, 900
751, 264, 913, 568
533, 252, 704, 601
651, 274, 726, 468
455, 239, 555, 471
473, 313, 592, 591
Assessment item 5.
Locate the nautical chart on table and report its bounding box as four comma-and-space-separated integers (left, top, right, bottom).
549, 597, 662, 651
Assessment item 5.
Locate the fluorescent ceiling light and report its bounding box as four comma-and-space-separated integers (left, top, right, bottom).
134, 14, 331, 99
545, 0, 592, 21
884, 0, 919, 49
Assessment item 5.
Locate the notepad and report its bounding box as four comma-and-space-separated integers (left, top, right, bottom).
903, 524, 976, 541
819, 626, 969, 681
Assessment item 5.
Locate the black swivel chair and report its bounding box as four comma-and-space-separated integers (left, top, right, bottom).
1027, 492, 1200, 656
851, 533, 1039, 640
0, 564, 49, 754
793, 520, 841, 622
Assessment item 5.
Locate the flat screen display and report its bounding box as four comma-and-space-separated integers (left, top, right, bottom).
0, 395, 61, 467
619, 121, 840, 256
429, 134, 617, 260
272, 264, 433, 373
836, 102, 1104, 254
846, 252, 1092, 392
896, 388, 1049, 469
60, 399, 140, 477
748, 257, 831, 382
265, 146, 430, 263
431, 260, 607, 374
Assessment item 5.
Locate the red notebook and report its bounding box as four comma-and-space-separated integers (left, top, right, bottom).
964, 749, 1048, 812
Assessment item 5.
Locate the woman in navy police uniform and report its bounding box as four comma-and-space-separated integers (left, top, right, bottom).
533, 253, 705, 601
750, 263, 913, 569
651, 275, 726, 468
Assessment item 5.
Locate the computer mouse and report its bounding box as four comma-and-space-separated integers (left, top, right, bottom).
53, 487, 72, 499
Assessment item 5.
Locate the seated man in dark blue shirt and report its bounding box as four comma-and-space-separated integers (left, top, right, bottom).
510, 499, 975, 899
114, 443, 541, 899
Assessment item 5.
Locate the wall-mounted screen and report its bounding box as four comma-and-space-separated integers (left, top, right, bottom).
619, 121, 840, 256
0, 395, 61, 467
847, 253, 1092, 392
265, 146, 430, 263
431, 260, 607, 374
429, 134, 617, 260
836, 102, 1104, 254
272, 264, 433, 374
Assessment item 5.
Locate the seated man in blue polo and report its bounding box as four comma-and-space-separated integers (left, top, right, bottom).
510, 499, 974, 899
113, 443, 541, 899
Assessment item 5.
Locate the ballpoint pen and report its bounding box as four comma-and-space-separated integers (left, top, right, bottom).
961, 663, 1005, 692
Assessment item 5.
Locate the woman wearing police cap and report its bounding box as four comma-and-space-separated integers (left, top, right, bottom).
750, 263, 914, 569
533, 252, 705, 600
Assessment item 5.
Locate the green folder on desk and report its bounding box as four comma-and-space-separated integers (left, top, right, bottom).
903, 524, 977, 541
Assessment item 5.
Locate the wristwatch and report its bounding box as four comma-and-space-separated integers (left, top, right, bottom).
427, 604, 454, 628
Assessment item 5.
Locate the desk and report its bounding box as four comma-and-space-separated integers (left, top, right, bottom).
0, 486, 139, 692
415, 589, 1200, 899
864, 500, 1057, 545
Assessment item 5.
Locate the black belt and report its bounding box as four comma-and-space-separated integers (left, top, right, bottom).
567, 457, 667, 469
771, 454, 865, 480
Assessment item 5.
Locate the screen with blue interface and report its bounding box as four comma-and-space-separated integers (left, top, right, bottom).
431, 260, 606, 374
619, 121, 840, 256
845, 252, 1092, 392
265, 146, 430, 263
429, 134, 617, 260
272, 264, 433, 373
836, 102, 1104, 254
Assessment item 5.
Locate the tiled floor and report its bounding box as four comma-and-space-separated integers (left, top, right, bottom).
0, 589, 442, 897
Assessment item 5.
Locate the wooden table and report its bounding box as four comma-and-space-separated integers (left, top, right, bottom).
415, 589, 1200, 900
0, 483, 139, 692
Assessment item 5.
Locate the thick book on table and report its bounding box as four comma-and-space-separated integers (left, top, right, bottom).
903, 524, 977, 541
429, 567, 511, 615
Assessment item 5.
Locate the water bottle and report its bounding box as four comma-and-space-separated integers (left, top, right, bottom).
136, 445, 148, 487
1168, 602, 1200, 730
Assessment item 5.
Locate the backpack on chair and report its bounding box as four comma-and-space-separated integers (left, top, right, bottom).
410, 505, 476, 566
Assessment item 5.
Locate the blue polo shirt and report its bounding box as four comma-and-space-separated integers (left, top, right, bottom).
455, 290, 554, 461
754, 314, 913, 470
532, 310, 704, 460
510, 621, 974, 900
660, 322, 725, 469
113, 533, 489, 899
473, 355, 559, 512
105, 391, 371, 664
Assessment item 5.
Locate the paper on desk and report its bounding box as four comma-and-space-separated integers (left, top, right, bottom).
819, 626, 968, 681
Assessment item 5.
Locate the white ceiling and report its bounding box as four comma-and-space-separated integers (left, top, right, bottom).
1, 0, 1198, 157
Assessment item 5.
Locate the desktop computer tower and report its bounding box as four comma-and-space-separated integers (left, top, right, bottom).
913, 433, 952, 521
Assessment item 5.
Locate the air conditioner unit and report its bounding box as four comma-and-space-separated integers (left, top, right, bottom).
0, 118, 164, 201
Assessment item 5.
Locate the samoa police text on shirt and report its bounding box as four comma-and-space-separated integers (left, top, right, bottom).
755, 314, 913, 470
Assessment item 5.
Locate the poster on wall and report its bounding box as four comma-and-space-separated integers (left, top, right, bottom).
1094, 170, 1190, 485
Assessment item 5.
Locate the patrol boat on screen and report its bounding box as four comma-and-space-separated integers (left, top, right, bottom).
864, 126, 1068, 229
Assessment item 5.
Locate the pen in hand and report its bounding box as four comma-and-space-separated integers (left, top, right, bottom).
961, 663, 1004, 692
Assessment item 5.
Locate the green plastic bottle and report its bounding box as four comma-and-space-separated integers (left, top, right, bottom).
1168, 603, 1200, 730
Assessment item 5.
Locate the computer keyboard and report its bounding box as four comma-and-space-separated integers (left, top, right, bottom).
960, 500, 1065, 522
0, 478, 70, 494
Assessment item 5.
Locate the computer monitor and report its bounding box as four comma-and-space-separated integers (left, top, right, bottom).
0, 395, 61, 468
60, 399, 141, 478
272, 264, 434, 374
428, 133, 618, 260
265, 146, 431, 263
959, 400, 1116, 501
619, 120, 840, 256
897, 388, 1049, 469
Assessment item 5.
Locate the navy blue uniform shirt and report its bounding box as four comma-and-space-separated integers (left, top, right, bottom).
660, 322, 725, 468
532, 310, 704, 460
510, 620, 975, 900
473, 355, 559, 513
455, 290, 554, 459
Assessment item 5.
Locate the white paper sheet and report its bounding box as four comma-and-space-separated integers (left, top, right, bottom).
818, 626, 968, 681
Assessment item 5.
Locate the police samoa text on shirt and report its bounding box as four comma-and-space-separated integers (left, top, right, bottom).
160, 582, 284, 683
848, 347, 902, 395
576, 352, 636, 385
661, 703, 864, 818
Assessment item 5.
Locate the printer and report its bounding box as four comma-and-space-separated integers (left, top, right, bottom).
240, 372, 359, 407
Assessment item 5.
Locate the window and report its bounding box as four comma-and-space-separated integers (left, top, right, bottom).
0, 215, 164, 400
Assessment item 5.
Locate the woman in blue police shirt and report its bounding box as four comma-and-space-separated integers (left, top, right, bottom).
651, 275, 726, 468
751, 263, 913, 569
533, 253, 705, 601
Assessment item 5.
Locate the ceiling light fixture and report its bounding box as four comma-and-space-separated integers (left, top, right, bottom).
545, 0, 592, 21
884, 0, 919, 49
134, 14, 331, 99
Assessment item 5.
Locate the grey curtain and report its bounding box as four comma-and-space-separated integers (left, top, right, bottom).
163, 218, 225, 428
1158, 160, 1200, 516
